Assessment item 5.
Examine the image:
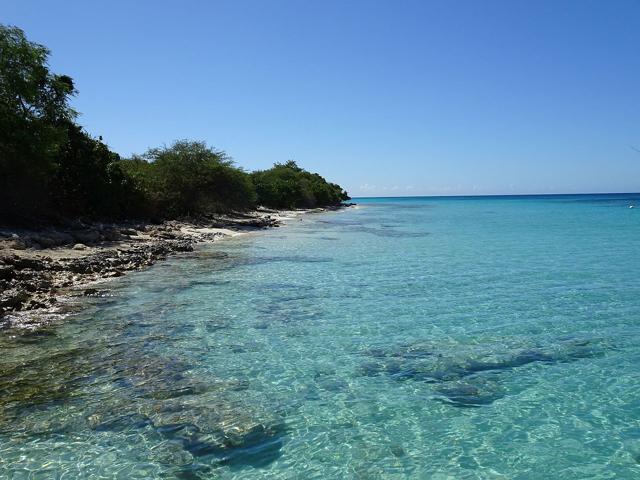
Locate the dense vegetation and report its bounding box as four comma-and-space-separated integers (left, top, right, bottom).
0, 25, 349, 225
251, 161, 349, 209
120, 141, 258, 218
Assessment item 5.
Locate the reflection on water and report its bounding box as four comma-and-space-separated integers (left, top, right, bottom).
2, 194, 640, 479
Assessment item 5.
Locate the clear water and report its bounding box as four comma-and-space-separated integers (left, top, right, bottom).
2, 194, 640, 479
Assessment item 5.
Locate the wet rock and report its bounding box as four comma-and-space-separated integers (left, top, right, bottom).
67, 260, 93, 274
22, 297, 49, 310
150, 440, 195, 467
157, 423, 215, 455
464, 350, 555, 374
24, 276, 53, 291
390, 444, 406, 458
362, 338, 606, 407
223, 422, 284, 449
22, 280, 39, 293
0, 289, 29, 310
48, 261, 65, 272
90, 412, 153, 432
219, 422, 285, 467
0, 264, 15, 280
73, 243, 88, 250
1, 255, 48, 271
434, 379, 505, 407
151, 415, 286, 467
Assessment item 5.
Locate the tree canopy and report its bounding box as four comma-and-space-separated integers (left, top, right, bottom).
0, 24, 76, 221
0, 24, 349, 225
251, 161, 349, 209
121, 141, 257, 217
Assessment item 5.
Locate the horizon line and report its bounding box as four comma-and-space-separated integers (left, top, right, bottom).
350, 191, 640, 200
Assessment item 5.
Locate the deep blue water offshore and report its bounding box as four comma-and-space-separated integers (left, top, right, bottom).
2, 193, 640, 479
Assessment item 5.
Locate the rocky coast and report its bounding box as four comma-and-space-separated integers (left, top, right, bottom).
0, 209, 321, 328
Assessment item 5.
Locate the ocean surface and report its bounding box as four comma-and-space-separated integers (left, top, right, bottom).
2, 193, 640, 479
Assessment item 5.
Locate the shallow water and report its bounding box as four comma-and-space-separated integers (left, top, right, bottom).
2, 194, 640, 479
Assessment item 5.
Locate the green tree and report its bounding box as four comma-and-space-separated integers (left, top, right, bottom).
251, 161, 349, 209
53, 122, 142, 217
0, 24, 348, 224
131, 140, 257, 217
0, 24, 77, 221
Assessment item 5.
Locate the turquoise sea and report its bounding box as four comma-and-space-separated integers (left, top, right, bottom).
2, 194, 640, 479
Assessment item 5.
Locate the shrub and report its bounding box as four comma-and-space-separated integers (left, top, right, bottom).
251, 161, 349, 209
129, 140, 257, 217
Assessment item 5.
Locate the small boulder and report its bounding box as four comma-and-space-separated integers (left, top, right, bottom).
0, 264, 14, 280
73, 243, 88, 251
0, 289, 30, 309
3, 256, 47, 271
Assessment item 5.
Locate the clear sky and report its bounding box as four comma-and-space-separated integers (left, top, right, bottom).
4, 0, 640, 196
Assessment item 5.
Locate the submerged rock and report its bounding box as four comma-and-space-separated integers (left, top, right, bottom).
90, 412, 153, 432
434, 378, 506, 407
0, 289, 29, 311
361, 337, 607, 407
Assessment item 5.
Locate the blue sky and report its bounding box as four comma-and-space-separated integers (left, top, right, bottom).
4, 0, 640, 196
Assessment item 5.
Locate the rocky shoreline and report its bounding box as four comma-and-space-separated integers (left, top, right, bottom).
0, 208, 326, 327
